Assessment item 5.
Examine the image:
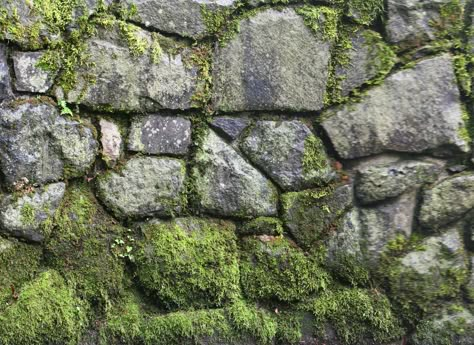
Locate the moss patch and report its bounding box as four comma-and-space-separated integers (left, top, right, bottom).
240, 217, 284, 236
296, 6, 341, 42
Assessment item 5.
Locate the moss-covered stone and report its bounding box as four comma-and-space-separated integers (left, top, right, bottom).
136, 218, 240, 310
240, 236, 330, 303
240, 217, 284, 236
0, 270, 88, 345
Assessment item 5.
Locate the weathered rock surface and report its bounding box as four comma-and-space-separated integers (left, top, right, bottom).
121, 0, 237, 38
99, 118, 123, 167
0, 44, 12, 100
193, 130, 278, 217
0, 182, 65, 242
128, 115, 192, 155
419, 174, 474, 229
212, 8, 331, 112
282, 184, 353, 248
96, 156, 186, 219
335, 30, 394, 97
63, 24, 199, 112
241, 120, 335, 191
467, 256, 474, 302
13, 51, 56, 93
210, 117, 250, 141
322, 55, 469, 159
0, 98, 98, 187
386, 0, 463, 44
355, 160, 441, 204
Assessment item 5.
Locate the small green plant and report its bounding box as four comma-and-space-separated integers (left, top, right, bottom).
111, 229, 136, 262
58, 100, 73, 116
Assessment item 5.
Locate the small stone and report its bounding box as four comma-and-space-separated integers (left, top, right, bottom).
193, 130, 278, 218
212, 8, 332, 112
241, 120, 335, 191
322, 55, 469, 159
13, 51, 56, 93
282, 184, 353, 248
99, 118, 123, 167
355, 160, 441, 204
0, 44, 12, 100
128, 115, 192, 155
447, 164, 467, 174
0, 182, 66, 242
419, 174, 474, 230
96, 156, 186, 219
210, 117, 250, 141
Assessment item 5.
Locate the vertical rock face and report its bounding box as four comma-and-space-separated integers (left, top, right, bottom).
212, 8, 331, 112
0, 44, 12, 100
12, 51, 56, 93
322, 55, 469, 159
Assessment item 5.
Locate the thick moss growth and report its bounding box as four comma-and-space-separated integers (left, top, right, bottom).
0, 237, 42, 302
0, 270, 87, 345
44, 181, 127, 306
240, 236, 330, 302
346, 0, 384, 26
309, 288, 403, 345
135, 218, 240, 310
239, 217, 284, 236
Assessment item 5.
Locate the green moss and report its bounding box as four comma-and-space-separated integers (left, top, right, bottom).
458, 105, 472, 145
346, 0, 384, 26
136, 218, 240, 310
186, 44, 213, 113
454, 54, 474, 97
274, 311, 305, 345
309, 288, 403, 345
240, 236, 330, 302
240, 217, 284, 236
432, 0, 464, 48
362, 30, 396, 85
296, 6, 341, 42
20, 202, 36, 226
302, 134, 332, 176
0, 270, 88, 345
326, 252, 369, 287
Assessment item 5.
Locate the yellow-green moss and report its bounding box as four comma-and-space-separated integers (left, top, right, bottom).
240, 217, 284, 236
19, 202, 36, 226
0, 270, 88, 345
454, 54, 474, 97
240, 236, 330, 302
346, 0, 384, 26
136, 218, 240, 310
302, 134, 331, 176
296, 6, 341, 42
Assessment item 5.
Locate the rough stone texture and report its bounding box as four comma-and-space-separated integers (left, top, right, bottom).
0, 44, 12, 100
193, 130, 278, 218
128, 115, 192, 155
210, 117, 250, 141
0, 182, 65, 242
63, 25, 199, 112
355, 160, 441, 204
0, 98, 98, 187
96, 156, 186, 219
419, 174, 474, 230
99, 118, 123, 167
212, 8, 331, 112
12, 51, 56, 93
468, 255, 474, 302
282, 184, 353, 248
121, 0, 237, 38
335, 30, 394, 96
386, 0, 460, 44
241, 120, 335, 191
357, 191, 417, 262
323, 55, 469, 159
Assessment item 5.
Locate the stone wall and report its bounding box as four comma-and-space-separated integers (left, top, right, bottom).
0, 1, 473, 344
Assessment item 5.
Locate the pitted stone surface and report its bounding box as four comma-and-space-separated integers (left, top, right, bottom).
241, 120, 335, 191
96, 156, 186, 219
322, 55, 469, 159
212, 8, 331, 112
128, 115, 192, 155
13, 51, 56, 93
0, 44, 12, 100
193, 130, 278, 217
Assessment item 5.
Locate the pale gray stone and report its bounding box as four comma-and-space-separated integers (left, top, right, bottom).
210, 117, 250, 141
322, 55, 469, 159
193, 130, 278, 218
0, 44, 12, 100
96, 156, 186, 219
99, 118, 123, 167
13, 51, 56, 93
0, 182, 65, 242
212, 8, 331, 112
128, 115, 192, 155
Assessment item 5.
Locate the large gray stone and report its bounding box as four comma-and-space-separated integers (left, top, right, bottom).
193, 130, 278, 218
355, 160, 441, 204
96, 156, 186, 219
282, 184, 353, 248
212, 8, 332, 112
240, 120, 335, 191
322, 55, 469, 159
419, 174, 474, 230
62, 24, 199, 112
121, 0, 237, 38
128, 115, 192, 155
0, 44, 12, 100
0, 98, 98, 187
387, 0, 464, 44
0, 182, 65, 242
13, 51, 56, 93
